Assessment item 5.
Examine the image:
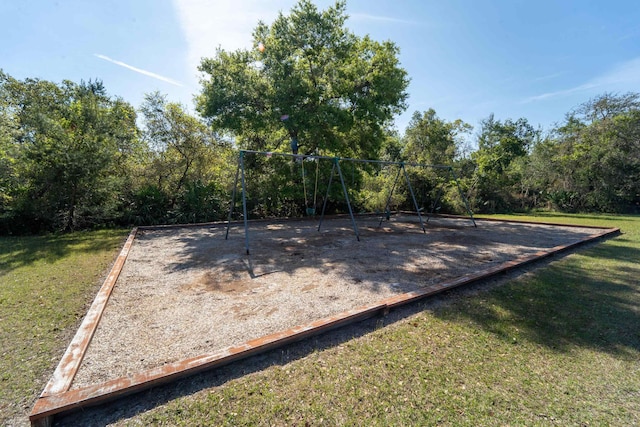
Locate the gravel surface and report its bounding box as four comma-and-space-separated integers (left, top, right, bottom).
70, 215, 599, 389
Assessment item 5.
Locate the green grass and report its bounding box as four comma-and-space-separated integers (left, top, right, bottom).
2, 214, 639, 426
0, 229, 129, 425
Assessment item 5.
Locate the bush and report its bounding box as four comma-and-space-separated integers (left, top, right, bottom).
125, 185, 170, 226
175, 181, 226, 224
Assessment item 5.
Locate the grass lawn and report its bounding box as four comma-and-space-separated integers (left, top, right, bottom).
0, 229, 129, 426
2, 214, 639, 426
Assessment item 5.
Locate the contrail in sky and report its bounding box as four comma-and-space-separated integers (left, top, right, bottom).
523, 56, 640, 103
94, 54, 183, 87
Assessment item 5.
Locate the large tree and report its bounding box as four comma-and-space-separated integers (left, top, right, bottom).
398, 109, 473, 213
140, 92, 225, 202
197, 0, 409, 159
403, 109, 472, 166
135, 92, 233, 224
0, 72, 19, 216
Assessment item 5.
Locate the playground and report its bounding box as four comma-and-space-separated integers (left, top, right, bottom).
77, 215, 603, 385
78, 216, 605, 384
29, 214, 619, 425
28, 152, 621, 426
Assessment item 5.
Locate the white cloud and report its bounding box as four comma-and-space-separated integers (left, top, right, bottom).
94, 54, 184, 87
532, 72, 565, 82
594, 56, 640, 86
523, 57, 640, 103
172, 0, 298, 78
523, 82, 599, 103
350, 13, 418, 25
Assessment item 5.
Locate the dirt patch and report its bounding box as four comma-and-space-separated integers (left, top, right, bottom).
70, 215, 599, 389
181, 271, 256, 294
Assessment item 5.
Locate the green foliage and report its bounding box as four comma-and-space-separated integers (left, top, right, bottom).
197, 0, 409, 159
140, 92, 226, 201
176, 180, 225, 224
404, 109, 472, 166
0, 74, 237, 232
394, 109, 474, 215
130, 92, 236, 225
2, 68, 639, 232
469, 115, 539, 213
126, 185, 170, 225
0, 74, 19, 214
233, 153, 320, 218
0, 73, 139, 233
197, 0, 410, 218
534, 93, 640, 213
125, 180, 226, 226
228, 151, 390, 219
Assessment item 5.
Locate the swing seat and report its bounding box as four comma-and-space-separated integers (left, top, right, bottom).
306, 207, 316, 216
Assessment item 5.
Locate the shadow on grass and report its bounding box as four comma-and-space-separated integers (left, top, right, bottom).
435, 237, 640, 359
0, 230, 128, 276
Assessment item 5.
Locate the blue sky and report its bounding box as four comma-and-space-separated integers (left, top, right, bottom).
2, 0, 639, 136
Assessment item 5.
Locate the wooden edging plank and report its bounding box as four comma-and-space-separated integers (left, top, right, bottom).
30, 303, 385, 420
469, 215, 618, 230
41, 228, 138, 397
382, 227, 619, 309
29, 223, 620, 425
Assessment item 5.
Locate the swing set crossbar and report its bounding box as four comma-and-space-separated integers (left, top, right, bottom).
226, 150, 476, 254
238, 149, 452, 169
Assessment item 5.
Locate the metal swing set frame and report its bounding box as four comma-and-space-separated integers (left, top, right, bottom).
226, 149, 476, 254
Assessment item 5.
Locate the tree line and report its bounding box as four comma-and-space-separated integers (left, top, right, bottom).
1, 0, 638, 234
0, 74, 235, 233
404, 95, 639, 216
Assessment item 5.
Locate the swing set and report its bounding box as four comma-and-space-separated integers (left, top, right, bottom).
301, 157, 320, 216
226, 150, 476, 254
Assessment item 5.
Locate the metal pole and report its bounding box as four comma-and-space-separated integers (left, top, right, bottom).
449, 167, 477, 227
402, 163, 426, 233
318, 162, 336, 232
225, 155, 241, 240
239, 151, 251, 254
379, 165, 402, 228
335, 158, 360, 241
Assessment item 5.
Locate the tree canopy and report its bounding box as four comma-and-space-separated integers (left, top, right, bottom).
0, 73, 139, 232
535, 93, 640, 212
468, 115, 539, 212
197, 0, 409, 159
0, 72, 233, 233
403, 109, 472, 166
